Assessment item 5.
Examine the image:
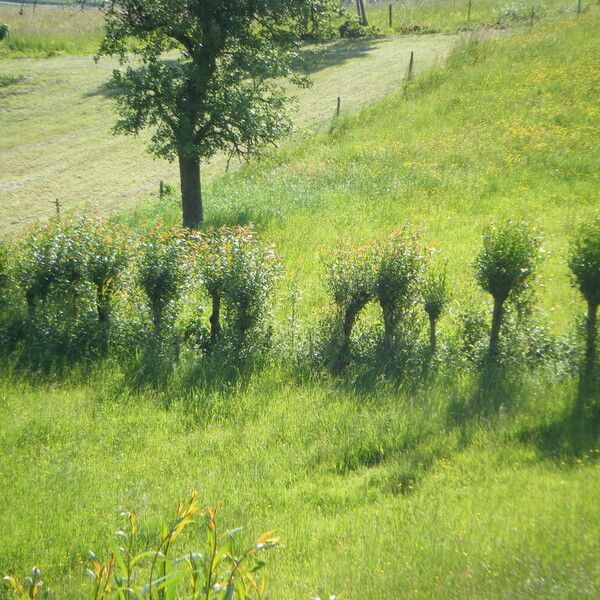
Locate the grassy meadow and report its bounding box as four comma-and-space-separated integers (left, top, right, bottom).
0, 3, 104, 58
365, 0, 592, 33
0, 33, 453, 234
1, 4, 600, 600
0, 0, 591, 59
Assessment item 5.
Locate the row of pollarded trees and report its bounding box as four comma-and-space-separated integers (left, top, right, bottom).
0, 215, 598, 377
325, 218, 600, 375
0, 218, 279, 373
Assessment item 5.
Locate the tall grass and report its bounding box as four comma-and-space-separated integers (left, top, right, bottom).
363, 0, 591, 33
0, 4, 104, 57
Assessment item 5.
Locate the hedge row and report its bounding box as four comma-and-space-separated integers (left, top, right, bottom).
0, 215, 598, 380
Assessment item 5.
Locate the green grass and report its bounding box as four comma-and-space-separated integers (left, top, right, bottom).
0, 3, 104, 58
1, 7, 600, 600
364, 0, 591, 34
0, 33, 454, 234
0, 0, 588, 59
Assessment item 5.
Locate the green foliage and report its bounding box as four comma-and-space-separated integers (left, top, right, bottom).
298, 0, 343, 40
0, 22, 8, 42
423, 261, 449, 323
338, 15, 379, 38
474, 221, 541, 357
191, 226, 280, 369
326, 244, 377, 316
95, 1, 312, 164
375, 230, 425, 322
84, 219, 130, 324
474, 221, 541, 304
568, 215, 600, 308
324, 243, 377, 368
137, 229, 185, 329
12, 219, 88, 308
3, 492, 278, 599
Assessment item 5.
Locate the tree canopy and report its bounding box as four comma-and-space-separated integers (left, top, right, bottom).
88, 0, 314, 227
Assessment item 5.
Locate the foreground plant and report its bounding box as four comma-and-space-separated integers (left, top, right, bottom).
3, 492, 278, 599
474, 221, 541, 358
568, 215, 600, 375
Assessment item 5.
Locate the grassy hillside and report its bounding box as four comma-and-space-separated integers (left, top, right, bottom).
366, 0, 590, 33
1, 8, 599, 600
0, 34, 453, 233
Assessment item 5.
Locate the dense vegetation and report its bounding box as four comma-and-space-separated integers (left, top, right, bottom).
1, 5, 599, 600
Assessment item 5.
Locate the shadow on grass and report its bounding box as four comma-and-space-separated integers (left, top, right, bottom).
296, 37, 378, 75
522, 373, 600, 463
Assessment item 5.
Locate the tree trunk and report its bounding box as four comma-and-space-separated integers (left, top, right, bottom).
381, 302, 395, 355
356, 0, 368, 26
178, 155, 203, 229
209, 291, 221, 344
585, 301, 598, 376
429, 314, 437, 354
489, 297, 504, 358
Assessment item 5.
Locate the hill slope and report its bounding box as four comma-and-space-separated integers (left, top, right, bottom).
1, 8, 599, 600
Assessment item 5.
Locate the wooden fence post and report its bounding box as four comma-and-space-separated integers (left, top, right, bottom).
389, 4, 393, 28
54, 199, 60, 216
407, 51, 414, 81
467, 0, 473, 24
159, 180, 164, 197
336, 96, 341, 117
577, 0, 581, 14
530, 5, 535, 27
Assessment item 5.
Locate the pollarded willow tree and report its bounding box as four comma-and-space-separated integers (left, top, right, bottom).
87, 0, 314, 229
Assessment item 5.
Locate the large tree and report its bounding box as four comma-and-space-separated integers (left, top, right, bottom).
89, 0, 312, 228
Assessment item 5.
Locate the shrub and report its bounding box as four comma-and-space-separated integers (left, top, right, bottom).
423, 262, 449, 353
13, 220, 88, 310
137, 228, 184, 330
339, 15, 378, 38
3, 492, 278, 599
198, 226, 280, 362
8, 218, 104, 368
474, 221, 541, 358
0, 23, 8, 42
568, 215, 600, 375
85, 219, 129, 325
325, 243, 377, 369
374, 230, 425, 355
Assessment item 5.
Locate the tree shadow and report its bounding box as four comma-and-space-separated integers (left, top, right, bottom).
445, 361, 526, 448
84, 80, 122, 98
295, 37, 378, 75
521, 373, 600, 463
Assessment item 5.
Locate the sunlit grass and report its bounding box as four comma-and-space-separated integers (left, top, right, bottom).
363, 0, 590, 33
0, 7, 599, 600
0, 3, 104, 58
